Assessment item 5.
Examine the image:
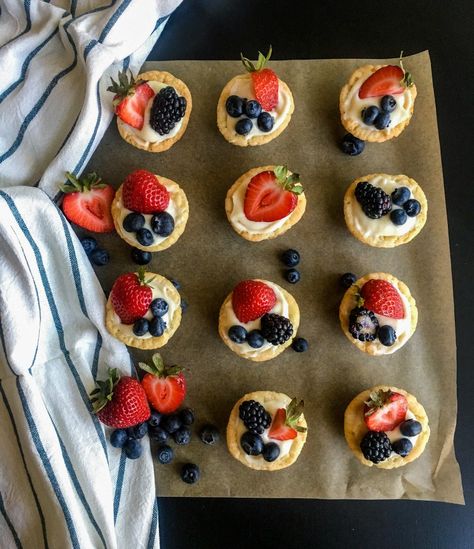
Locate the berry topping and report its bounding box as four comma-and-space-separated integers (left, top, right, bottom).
268, 398, 306, 441
124, 439, 143, 460
133, 318, 149, 336
257, 111, 274, 132
378, 325, 397, 346
240, 432, 264, 456
60, 172, 115, 233
292, 337, 308, 353
131, 248, 152, 265
241, 46, 279, 111
151, 211, 175, 236
228, 325, 248, 344
80, 237, 98, 255
122, 170, 170, 214
374, 111, 391, 130
392, 438, 413, 457
148, 410, 162, 427
231, 280, 276, 323
364, 389, 408, 432
348, 307, 379, 342
136, 228, 154, 247
173, 426, 191, 445
261, 313, 293, 345
381, 94, 397, 113
157, 444, 174, 464
391, 187, 411, 206
151, 298, 168, 317
179, 408, 195, 426
235, 118, 253, 135
225, 95, 244, 117
360, 279, 405, 319
149, 316, 166, 337
361, 105, 380, 125
90, 248, 109, 266
340, 133, 365, 156
403, 199, 421, 217
123, 212, 145, 233
390, 209, 408, 226
285, 268, 300, 284
360, 431, 392, 463
139, 353, 186, 414
181, 463, 200, 484
148, 426, 168, 444
246, 329, 264, 349
90, 368, 150, 428
239, 400, 271, 435
110, 268, 154, 324
355, 181, 392, 219
244, 99, 262, 118
400, 419, 422, 437
107, 70, 155, 130
110, 429, 128, 448
358, 65, 407, 100
200, 424, 220, 445
244, 166, 303, 222
149, 86, 187, 135
127, 422, 148, 440
281, 249, 300, 267
262, 442, 280, 462
340, 272, 357, 289
161, 413, 182, 434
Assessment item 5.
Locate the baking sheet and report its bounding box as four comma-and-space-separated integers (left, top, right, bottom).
83, 52, 464, 503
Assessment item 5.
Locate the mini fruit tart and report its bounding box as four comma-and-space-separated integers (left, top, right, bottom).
217, 47, 294, 146
225, 165, 306, 241
111, 169, 189, 252
339, 56, 417, 143
218, 279, 299, 362
344, 386, 430, 469
227, 391, 307, 471
339, 272, 418, 355
105, 268, 182, 350
108, 70, 192, 152
344, 173, 427, 248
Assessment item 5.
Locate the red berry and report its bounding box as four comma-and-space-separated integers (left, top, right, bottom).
110, 270, 153, 324
268, 408, 297, 441
364, 390, 408, 432
251, 68, 279, 111
360, 279, 405, 319
231, 280, 276, 323
122, 170, 170, 214
358, 65, 405, 99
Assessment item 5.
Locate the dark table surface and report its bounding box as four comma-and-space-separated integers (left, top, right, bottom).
149, 1, 474, 547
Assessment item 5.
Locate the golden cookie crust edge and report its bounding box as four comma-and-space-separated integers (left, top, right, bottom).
343, 174, 428, 248
117, 71, 192, 152
226, 391, 307, 471
344, 385, 430, 469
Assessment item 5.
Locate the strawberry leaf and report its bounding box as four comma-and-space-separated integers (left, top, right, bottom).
399, 51, 414, 87
152, 353, 164, 371
241, 45, 272, 74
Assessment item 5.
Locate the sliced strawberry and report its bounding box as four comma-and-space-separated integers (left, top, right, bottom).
364, 389, 408, 432
231, 280, 276, 323
241, 46, 279, 111
139, 353, 186, 414
358, 65, 405, 99
122, 169, 170, 213
244, 166, 303, 222
61, 172, 115, 233
110, 268, 153, 324
360, 279, 404, 319
269, 398, 306, 441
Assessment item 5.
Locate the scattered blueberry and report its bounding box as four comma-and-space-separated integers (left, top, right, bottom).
340, 272, 357, 288
257, 111, 274, 132
246, 329, 264, 349
235, 118, 253, 135
378, 325, 397, 346
136, 228, 154, 247
157, 444, 174, 464
171, 278, 181, 290
404, 199, 421, 217
110, 429, 128, 448
161, 414, 182, 434
122, 213, 145, 233
292, 337, 308, 353
133, 318, 149, 336
80, 237, 97, 255
131, 247, 152, 265
124, 438, 142, 459
181, 299, 188, 313
148, 410, 162, 428
181, 463, 200, 484
148, 426, 168, 444
127, 422, 148, 440
240, 432, 264, 456
381, 95, 397, 113
285, 268, 300, 284
391, 187, 411, 206
179, 408, 195, 426
281, 249, 300, 267
244, 99, 262, 119
392, 437, 413, 457
340, 133, 365, 156
173, 426, 191, 445
200, 424, 219, 445
149, 316, 166, 337
262, 442, 280, 462
228, 325, 247, 344
374, 111, 391, 130
390, 208, 408, 226
362, 105, 379, 125
90, 248, 109, 266
150, 298, 168, 317
151, 212, 175, 236
225, 95, 244, 118
400, 419, 422, 437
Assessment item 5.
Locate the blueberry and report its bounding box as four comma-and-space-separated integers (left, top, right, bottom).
181, 298, 188, 313
390, 209, 407, 226
171, 278, 181, 290
378, 325, 397, 346
392, 438, 413, 457
404, 199, 421, 217
381, 95, 397, 113
281, 249, 300, 267
361, 105, 379, 125
240, 432, 264, 456
124, 438, 142, 459
391, 187, 411, 206
136, 228, 154, 247
127, 422, 148, 439
149, 317, 166, 337
292, 337, 308, 352
340, 133, 365, 156
150, 298, 168, 317
161, 414, 182, 434
257, 112, 274, 132
131, 247, 152, 265
179, 408, 194, 426
173, 426, 191, 445
200, 424, 220, 445
133, 317, 149, 336
148, 426, 168, 443
80, 237, 97, 255
122, 212, 145, 232
181, 463, 200, 484
246, 330, 264, 349
151, 212, 175, 236
244, 99, 262, 119
157, 444, 174, 464
400, 419, 422, 437
148, 410, 162, 428
90, 248, 109, 266
228, 325, 247, 344
235, 118, 253, 135
262, 442, 280, 462
110, 429, 128, 448
285, 268, 300, 284
374, 112, 391, 130
225, 95, 244, 118
340, 272, 357, 288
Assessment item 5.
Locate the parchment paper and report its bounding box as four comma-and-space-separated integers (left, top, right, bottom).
83, 52, 464, 503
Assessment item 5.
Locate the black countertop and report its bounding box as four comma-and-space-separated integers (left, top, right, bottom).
149, 1, 474, 547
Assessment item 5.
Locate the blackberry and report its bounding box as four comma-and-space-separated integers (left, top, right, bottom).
348, 307, 379, 342
355, 181, 392, 219
239, 400, 271, 435
360, 431, 392, 464
149, 86, 187, 135
261, 313, 293, 345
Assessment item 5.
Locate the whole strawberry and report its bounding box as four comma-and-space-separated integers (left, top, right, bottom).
360, 279, 405, 319
90, 368, 150, 428
232, 280, 276, 323
241, 46, 279, 111
122, 169, 170, 214
110, 267, 154, 324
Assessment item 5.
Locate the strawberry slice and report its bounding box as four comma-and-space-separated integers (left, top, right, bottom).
241, 46, 279, 111
139, 353, 186, 414
358, 65, 405, 99
360, 279, 404, 319
61, 172, 115, 233
364, 389, 408, 432
232, 280, 276, 323
269, 398, 306, 441
244, 165, 303, 222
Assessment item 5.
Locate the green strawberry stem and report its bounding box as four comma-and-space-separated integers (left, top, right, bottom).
240, 45, 273, 73
90, 368, 120, 413
273, 165, 303, 195
136, 266, 155, 287
138, 353, 183, 378
364, 389, 393, 416
399, 51, 414, 87
284, 397, 307, 433
107, 70, 146, 105
60, 172, 106, 194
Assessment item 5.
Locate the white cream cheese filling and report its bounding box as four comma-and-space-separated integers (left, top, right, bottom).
386, 409, 420, 457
